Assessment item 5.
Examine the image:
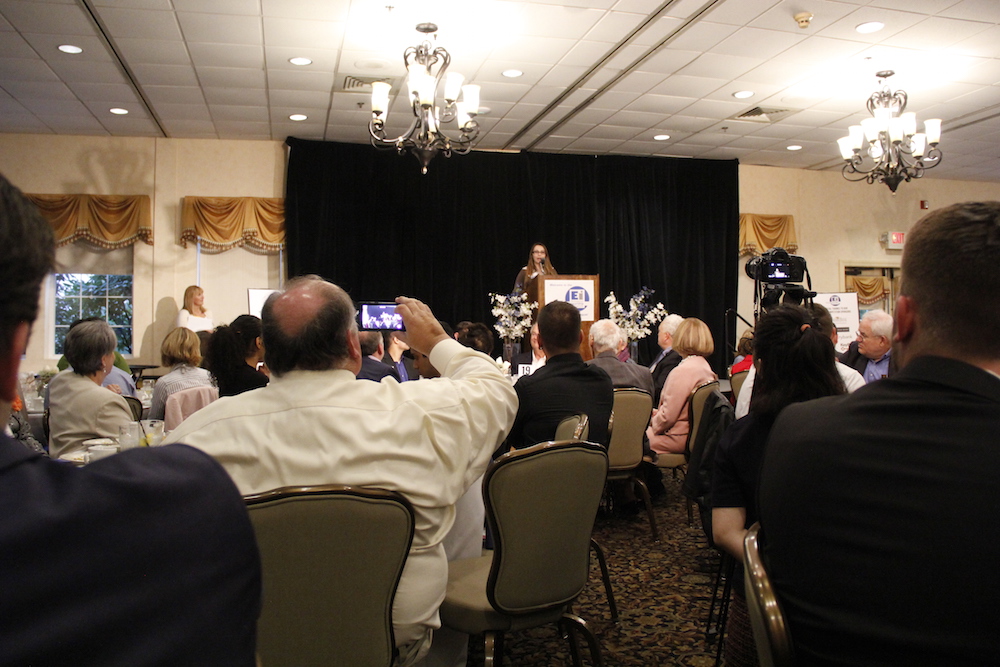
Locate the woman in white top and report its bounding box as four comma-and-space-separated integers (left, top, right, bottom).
149, 327, 214, 420
175, 285, 213, 332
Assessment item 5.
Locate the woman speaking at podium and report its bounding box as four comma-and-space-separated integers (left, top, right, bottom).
513, 243, 557, 294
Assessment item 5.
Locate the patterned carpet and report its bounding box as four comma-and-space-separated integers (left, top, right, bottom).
465, 476, 726, 666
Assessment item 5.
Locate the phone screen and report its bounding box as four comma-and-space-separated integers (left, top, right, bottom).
358, 302, 404, 330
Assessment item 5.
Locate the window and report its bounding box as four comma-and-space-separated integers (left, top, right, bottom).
53, 274, 134, 355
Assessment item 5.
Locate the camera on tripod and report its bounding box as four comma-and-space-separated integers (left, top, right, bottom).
746, 247, 814, 317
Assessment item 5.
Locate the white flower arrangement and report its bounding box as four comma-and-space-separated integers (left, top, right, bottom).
605, 287, 668, 342
489, 291, 537, 342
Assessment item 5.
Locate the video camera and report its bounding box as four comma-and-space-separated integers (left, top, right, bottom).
746, 247, 815, 317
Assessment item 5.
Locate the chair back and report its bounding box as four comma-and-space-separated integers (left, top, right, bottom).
485, 440, 608, 614
606, 388, 652, 471
554, 413, 589, 441
246, 485, 415, 667
163, 385, 219, 431
743, 522, 795, 667
684, 380, 719, 457
123, 395, 144, 420
729, 369, 750, 402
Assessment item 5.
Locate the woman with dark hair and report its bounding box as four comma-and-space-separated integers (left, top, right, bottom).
513, 243, 557, 294
711, 304, 846, 666
207, 315, 268, 397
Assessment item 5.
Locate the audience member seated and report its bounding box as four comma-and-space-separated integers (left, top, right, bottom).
456, 321, 494, 357
55, 318, 137, 398
839, 308, 894, 383
383, 330, 416, 381
163, 277, 517, 665
149, 327, 214, 420
510, 322, 545, 375
47, 320, 133, 460
587, 319, 655, 395
759, 202, 1000, 664
175, 284, 214, 332
646, 317, 717, 455
650, 313, 684, 403
735, 303, 865, 418
711, 304, 846, 667
730, 327, 754, 374
206, 314, 268, 397
504, 300, 613, 451
0, 171, 260, 665
357, 330, 402, 382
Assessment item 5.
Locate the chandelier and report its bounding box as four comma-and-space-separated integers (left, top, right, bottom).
369, 23, 481, 174
837, 70, 942, 193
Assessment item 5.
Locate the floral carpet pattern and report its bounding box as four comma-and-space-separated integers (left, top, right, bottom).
466, 478, 725, 666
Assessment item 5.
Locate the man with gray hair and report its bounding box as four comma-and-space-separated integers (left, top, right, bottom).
0, 172, 260, 665
650, 313, 684, 402
165, 276, 518, 664
587, 319, 654, 396
840, 308, 894, 383
759, 201, 1000, 662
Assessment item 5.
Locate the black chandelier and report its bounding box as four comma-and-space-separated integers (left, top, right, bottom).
837, 70, 942, 193
369, 23, 481, 174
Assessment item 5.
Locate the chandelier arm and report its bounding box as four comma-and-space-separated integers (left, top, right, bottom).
369, 114, 422, 147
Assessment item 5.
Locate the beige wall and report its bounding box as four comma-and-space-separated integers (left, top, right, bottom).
3, 133, 999, 376
0, 134, 285, 373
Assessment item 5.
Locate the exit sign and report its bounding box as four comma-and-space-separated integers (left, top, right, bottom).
882, 231, 906, 250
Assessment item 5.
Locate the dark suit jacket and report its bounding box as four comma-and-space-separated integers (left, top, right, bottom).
0, 440, 261, 665
759, 356, 1000, 665
357, 356, 401, 382
505, 352, 614, 451
651, 349, 682, 403
587, 350, 655, 396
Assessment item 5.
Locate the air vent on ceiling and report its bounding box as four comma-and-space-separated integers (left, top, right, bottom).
731, 106, 800, 123
337, 75, 397, 94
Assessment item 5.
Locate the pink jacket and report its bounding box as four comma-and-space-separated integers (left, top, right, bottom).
646, 355, 717, 455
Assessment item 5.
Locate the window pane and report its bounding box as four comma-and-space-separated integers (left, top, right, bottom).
107, 298, 132, 326
55, 274, 84, 298
107, 275, 133, 296
113, 327, 132, 355
81, 275, 107, 296
81, 298, 107, 320
55, 298, 80, 326
54, 326, 69, 355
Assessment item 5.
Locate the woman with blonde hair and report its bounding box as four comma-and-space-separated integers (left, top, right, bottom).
513, 243, 557, 294
646, 317, 717, 454
149, 327, 214, 420
175, 285, 213, 332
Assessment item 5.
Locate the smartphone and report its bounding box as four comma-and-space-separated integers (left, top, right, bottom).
357, 302, 404, 331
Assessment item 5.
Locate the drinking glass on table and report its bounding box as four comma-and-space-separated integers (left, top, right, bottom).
119, 422, 141, 450
140, 419, 165, 447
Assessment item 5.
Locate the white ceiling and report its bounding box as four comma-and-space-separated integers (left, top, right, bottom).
1, 0, 999, 182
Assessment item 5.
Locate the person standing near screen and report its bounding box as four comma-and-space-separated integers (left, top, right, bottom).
175, 285, 214, 332
513, 243, 557, 294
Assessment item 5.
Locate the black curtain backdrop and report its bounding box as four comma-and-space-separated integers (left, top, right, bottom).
284, 138, 739, 371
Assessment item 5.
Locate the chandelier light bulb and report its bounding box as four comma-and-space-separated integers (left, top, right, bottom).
912, 133, 926, 158
924, 119, 941, 145
444, 73, 464, 103
461, 85, 480, 115
837, 137, 856, 160
371, 81, 391, 115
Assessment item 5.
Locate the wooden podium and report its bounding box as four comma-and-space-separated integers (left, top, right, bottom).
535, 274, 601, 360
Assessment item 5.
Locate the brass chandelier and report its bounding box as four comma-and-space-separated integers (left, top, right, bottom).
369, 23, 481, 174
837, 70, 942, 193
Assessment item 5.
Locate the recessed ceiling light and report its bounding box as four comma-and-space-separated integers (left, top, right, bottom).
289, 57, 312, 66
109, 108, 128, 115
856, 21, 884, 34
654, 134, 670, 141
732, 90, 754, 99
502, 69, 523, 78
786, 145, 803, 151
58, 44, 83, 54
289, 114, 308, 121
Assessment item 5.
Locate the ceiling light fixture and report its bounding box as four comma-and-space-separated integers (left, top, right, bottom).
369, 22, 481, 174
289, 57, 312, 66
855, 21, 884, 34
58, 44, 83, 54
786, 145, 802, 151
732, 90, 754, 99
502, 69, 523, 78
837, 70, 942, 193
289, 114, 307, 121
653, 134, 670, 141
109, 108, 128, 115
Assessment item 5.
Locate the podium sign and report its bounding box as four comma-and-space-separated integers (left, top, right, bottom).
814, 292, 860, 355
542, 278, 597, 321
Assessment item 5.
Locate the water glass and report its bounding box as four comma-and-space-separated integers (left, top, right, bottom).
140, 419, 165, 447
119, 422, 141, 450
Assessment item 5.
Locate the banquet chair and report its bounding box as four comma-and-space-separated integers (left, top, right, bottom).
744, 522, 795, 667
163, 385, 218, 431
440, 440, 609, 667
245, 485, 414, 667
555, 413, 589, 441
605, 388, 658, 541
729, 369, 750, 403
123, 395, 143, 421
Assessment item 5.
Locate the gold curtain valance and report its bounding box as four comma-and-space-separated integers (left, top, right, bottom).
181, 196, 285, 255
739, 213, 798, 257
27, 194, 153, 249
846, 276, 890, 305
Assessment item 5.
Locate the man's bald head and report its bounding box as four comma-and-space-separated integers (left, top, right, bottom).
262, 275, 357, 376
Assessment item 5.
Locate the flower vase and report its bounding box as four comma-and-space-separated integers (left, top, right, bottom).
502, 340, 520, 363
628, 341, 639, 363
